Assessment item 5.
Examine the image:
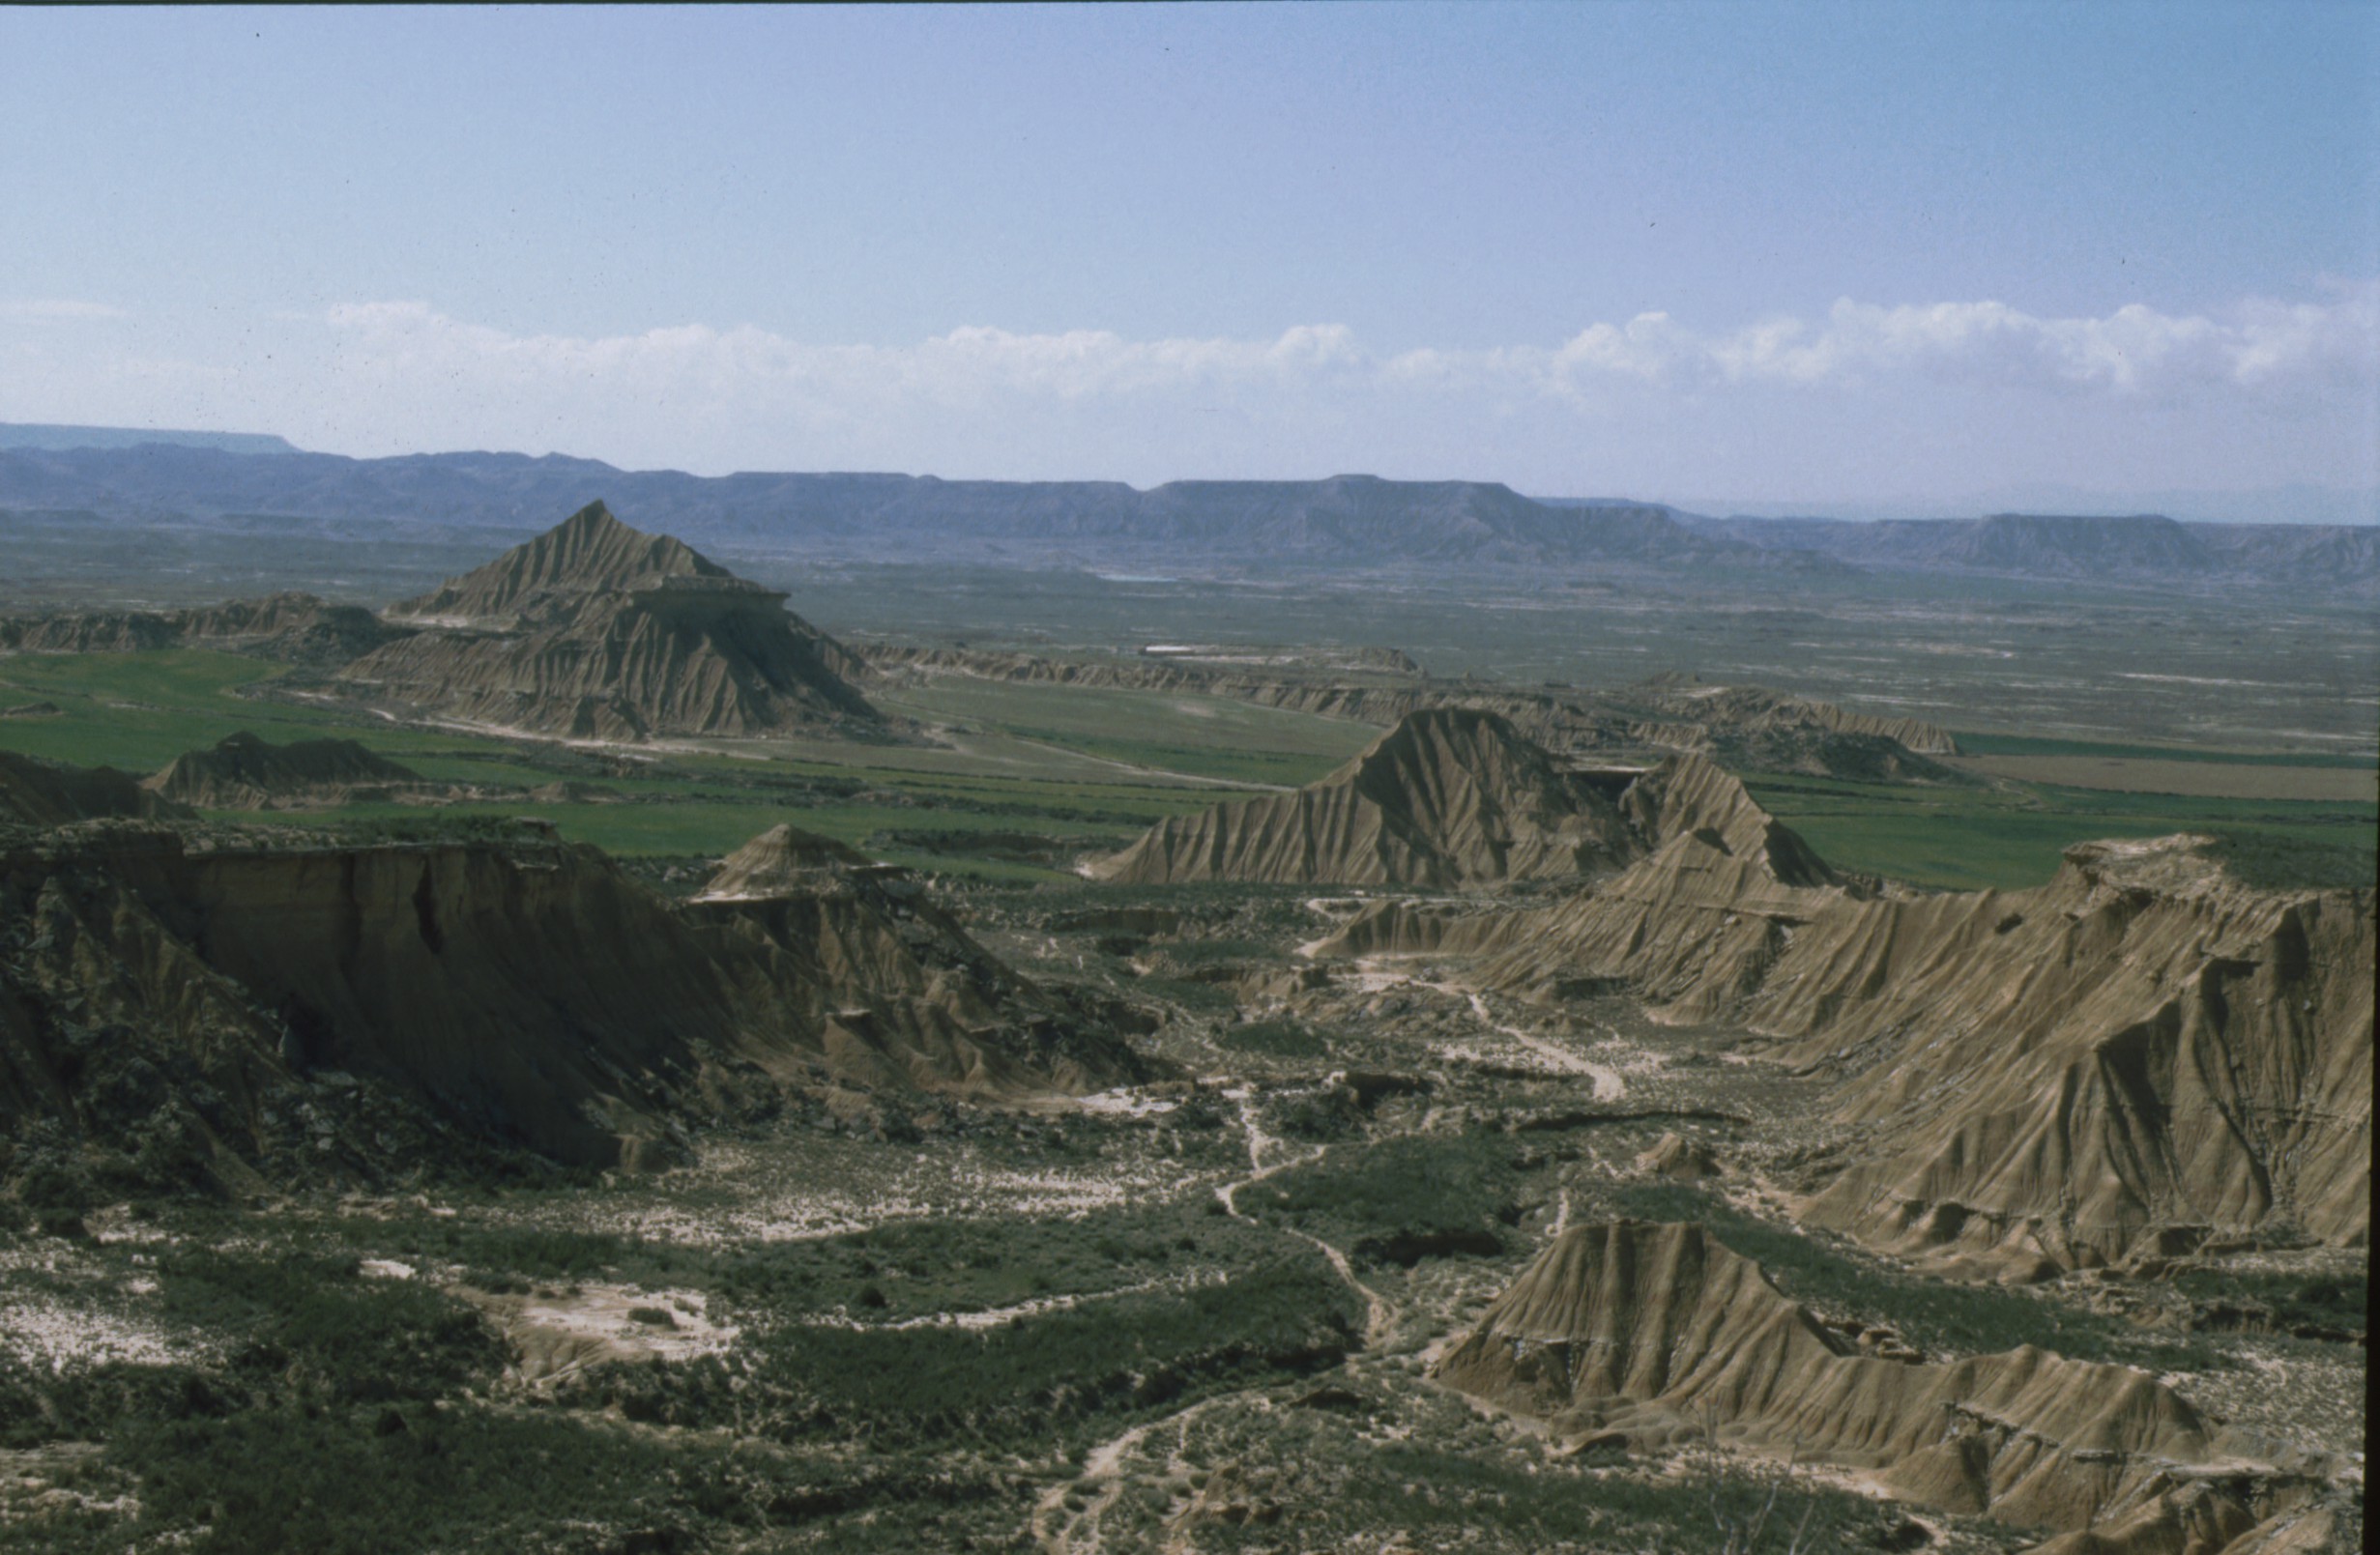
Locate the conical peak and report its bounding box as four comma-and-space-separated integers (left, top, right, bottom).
695, 821, 873, 902
387, 501, 745, 623
523, 501, 728, 588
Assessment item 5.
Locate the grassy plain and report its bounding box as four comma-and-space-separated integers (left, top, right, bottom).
5, 646, 2371, 889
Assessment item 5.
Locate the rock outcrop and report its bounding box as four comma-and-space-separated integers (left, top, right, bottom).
145, 731, 429, 810
1092, 708, 1657, 887
693, 822, 872, 901
0, 821, 1145, 1183
334, 502, 876, 739
1321, 828, 2371, 1273
1437, 1222, 2327, 1543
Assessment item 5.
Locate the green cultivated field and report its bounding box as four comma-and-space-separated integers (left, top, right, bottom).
4, 648, 2369, 891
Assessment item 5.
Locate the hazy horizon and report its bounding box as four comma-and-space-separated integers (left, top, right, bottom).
5, 5, 2375, 507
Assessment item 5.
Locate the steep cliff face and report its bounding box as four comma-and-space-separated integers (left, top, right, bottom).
1321, 825, 2371, 1271
146, 731, 427, 810
1093, 708, 1650, 887
1436, 1222, 2322, 1544
335, 502, 876, 739
0, 822, 1146, 1181
687, 831, 1149, 1099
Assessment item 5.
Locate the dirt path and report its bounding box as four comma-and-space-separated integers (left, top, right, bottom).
1457, 989, 1626, 1101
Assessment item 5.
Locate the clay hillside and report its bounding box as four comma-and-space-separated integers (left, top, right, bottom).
1319, 814, 2371, 1278
1092, 707, 1652, 887
0, 816, 1149, 1183
1435, 1220, 2339, 1552
146, 730, 427, 810
334, 501, 878, 739
1093, 707, 1835, 889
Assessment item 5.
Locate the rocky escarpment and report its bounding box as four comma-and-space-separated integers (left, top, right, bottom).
1321, 824, 2370, 1274
0, 590, 401, 665
334, 502, 877, 739
145, 731, 431, 810
1092, 708, 1653, 888
0, 821, 1146, 1187
686, 824, 1153, 1098
1, 750, 191, 825
1436, 1221, 2336, 1550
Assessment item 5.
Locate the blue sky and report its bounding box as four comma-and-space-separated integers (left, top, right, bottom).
3, 3, 2375, 514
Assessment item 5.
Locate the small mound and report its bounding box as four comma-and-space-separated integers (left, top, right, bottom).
695, 822, 873, 901
146, 731, 422, 810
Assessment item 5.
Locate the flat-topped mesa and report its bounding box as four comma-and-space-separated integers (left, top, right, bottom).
336, 501, 878, 739
1091, 706, 1653, 888
1435, 1221, 2322, 1545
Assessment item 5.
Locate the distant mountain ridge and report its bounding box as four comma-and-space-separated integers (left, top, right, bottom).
0, 420, 299, 456
0, 438, 2368, 590
0, 445, 1813, 572
1678, 509, 2378, 590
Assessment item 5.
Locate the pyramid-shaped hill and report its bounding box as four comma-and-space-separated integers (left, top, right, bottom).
146, 731, 423, 810
1092, 707, 1660, 887
337, 502, 878, 739
694, 821, 873, 901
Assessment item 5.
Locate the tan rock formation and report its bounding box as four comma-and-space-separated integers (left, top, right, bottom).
693, 822, 871, 901
0, 821, 1145, 1177
1436, 1222, 2323, 1541
1092, 708, 1657, 887
335, 502, 876, 739
1320, 826, 2371, 1271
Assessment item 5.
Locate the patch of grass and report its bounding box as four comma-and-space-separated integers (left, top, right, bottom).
1952, 731, 2375, 770
1247, 1134, 1518, 1258
1749, 770, 2376, 891
1216, 1018, 1330, 1060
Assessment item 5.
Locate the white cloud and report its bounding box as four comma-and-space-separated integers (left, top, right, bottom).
5, 286, 2370, 491
305, 287, 2378, 418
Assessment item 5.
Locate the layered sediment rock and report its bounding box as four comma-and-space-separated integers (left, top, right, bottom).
1321, 822, 2371, 1272
335, 502, 876, 739
1437, 1222, 2329, 1546
1092, 708, 1656, 887
0, 821, 1145, 1182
